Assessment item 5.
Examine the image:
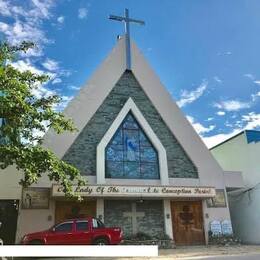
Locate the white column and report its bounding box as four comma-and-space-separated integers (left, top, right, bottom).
96, 150, 105, 184
201, 199, 209, 245
163, 199, 173, 239
96, 198, 104, 222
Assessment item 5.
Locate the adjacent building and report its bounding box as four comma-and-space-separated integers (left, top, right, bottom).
211, 130, 260, 244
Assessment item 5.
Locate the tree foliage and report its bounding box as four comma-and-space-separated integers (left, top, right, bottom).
0, 41, 86, 198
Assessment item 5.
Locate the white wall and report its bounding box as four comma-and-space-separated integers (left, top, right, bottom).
202, 189, 232, 244
16, 200, 55, 243
211, 132, 260, 243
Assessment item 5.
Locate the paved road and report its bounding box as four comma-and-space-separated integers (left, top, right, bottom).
3, 255, 260, 260
196, 253, 260, 260
6, 254, 260, 260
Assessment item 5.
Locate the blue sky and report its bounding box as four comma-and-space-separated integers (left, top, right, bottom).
1, 0, 260, 148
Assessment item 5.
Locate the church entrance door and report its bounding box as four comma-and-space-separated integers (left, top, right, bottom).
171, 201, 205, 245
55, 200, 96, 224
0, 200, 19, 244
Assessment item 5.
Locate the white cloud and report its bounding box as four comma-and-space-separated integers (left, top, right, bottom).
177, 81, 207, 108
68, 85, 80, 90
202, 129, 241, 148
214, 100, 251, 111
242, 112, 260, 129
42, 58, 59, 71
254, 80, 260, 86
216, 111, 226, 116
41, 59, 72, 83
0, 0, 11, 16
0, 0, 55, 57
186, 116, 215, 135
30, 0, 54, 19
52, 78, 62, 84
31, 120, 50, 144
11, 59, 58, 99
32, 85, 56, 99
244, 74, 255, 80
225, 122, 233, 127
61, 70, 72, 77
243, 74, 260, 89
217, 51, 232, 56
57, 16, 64, 23
214, 76, 222, 84
202, 112, 260, 148
0, 20, 48, 48
12, 59, 44, 75
0, 0, 29, 17
78, 8, 88, 19
207, 117, 214, 121
0, 22, 9, 31
41, 59, 72, 84
251, 91, 260, 102
54, 95, 74, 111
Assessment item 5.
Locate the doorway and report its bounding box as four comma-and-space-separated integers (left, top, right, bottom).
171, 201, 205, 245
55, 200, 96, 224
0, 200, 19, 244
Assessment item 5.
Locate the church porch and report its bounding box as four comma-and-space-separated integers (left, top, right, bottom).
54, 198, 97, 224
103, 198, 165, 239
101, 197, 207, 245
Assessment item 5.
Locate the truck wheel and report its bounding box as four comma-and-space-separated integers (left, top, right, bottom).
93, 238, 109, 245
29, 240, 44, 245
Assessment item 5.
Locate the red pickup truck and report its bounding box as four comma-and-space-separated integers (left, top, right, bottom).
21, 217, 123, 245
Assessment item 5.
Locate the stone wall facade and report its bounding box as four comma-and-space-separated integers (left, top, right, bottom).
104, 200, 164, 237
135, 200, 165, 237
104, 200, 133, 235
63, 71, 198, 178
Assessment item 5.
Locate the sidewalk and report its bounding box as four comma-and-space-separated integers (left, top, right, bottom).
158, 245, 260, 259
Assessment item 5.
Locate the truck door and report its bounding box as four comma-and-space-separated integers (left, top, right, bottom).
74, 220, 91, 244
47, 221, 74, 244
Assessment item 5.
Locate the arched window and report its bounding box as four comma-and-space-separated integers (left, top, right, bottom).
105, 112, 159, 179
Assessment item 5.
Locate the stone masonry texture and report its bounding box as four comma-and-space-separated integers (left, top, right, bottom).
104, 200, 164, 237
63, 71, 198, 178
104, 200, 133, 235
135, 200, 165, 237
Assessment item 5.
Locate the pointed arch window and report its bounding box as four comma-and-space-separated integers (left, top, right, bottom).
105, 112, 160, 179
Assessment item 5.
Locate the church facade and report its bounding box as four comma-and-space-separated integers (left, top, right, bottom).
11, 36, 243, 245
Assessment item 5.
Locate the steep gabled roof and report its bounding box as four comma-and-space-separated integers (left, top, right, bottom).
43, 36, 224, 185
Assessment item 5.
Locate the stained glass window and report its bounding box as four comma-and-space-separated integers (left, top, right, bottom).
105, 112, 160, 179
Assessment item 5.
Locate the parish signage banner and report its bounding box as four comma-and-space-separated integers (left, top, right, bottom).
22, 188, 50, 209
52, 184, 216, 198
221, 220, 233, 235
210, 220, 222, 236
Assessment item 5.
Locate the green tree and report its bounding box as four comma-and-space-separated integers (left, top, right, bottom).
0, 41, 86, 198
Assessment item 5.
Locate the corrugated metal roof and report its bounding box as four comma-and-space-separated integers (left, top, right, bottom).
245, 130, 260, 144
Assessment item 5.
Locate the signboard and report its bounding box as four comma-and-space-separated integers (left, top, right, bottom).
221, 220, 233, 235
22, 188, 50, 209
206, 189, 226, 208
52, 185, 216, 198
210, 220, 222, 236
